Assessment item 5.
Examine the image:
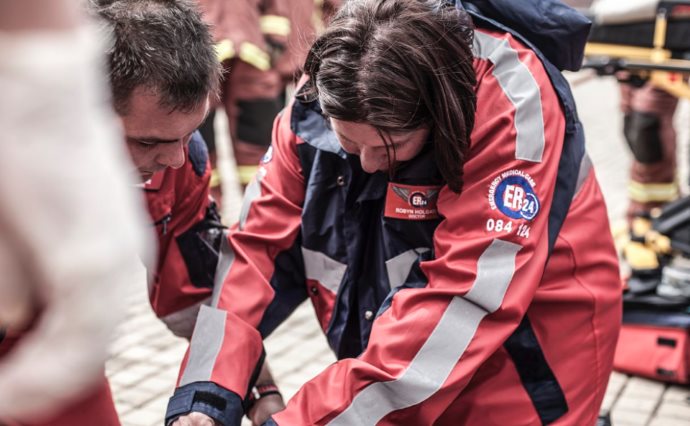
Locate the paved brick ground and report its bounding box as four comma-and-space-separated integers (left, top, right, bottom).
107, 74, 690, 425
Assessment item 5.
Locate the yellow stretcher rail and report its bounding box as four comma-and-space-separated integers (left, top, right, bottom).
582, 7, 690, 99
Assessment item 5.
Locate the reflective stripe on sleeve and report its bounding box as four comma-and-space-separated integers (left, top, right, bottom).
301, 247, 347, 294
628, 180, 678, 203
211, 234, 235, 308
179, 305, 227, 386
328, 239, 522, 425
385, 248, 431, 290
239, 167, 265, 230
215, 39, 235, 63
573, 153, 592, 198
210, 168, 222, 188
238, 165, 260, 186
239, 42, 271, 72
260, 15, 291, 37
473, 31, 545, 163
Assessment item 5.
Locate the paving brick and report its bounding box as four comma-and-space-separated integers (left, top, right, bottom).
138, 393, 169, 417
656, 401, 690, 421
114, 399, 134, 417
265, 333, 301, 356
115, 387, 157, 407
648, 416, 690, 426
144, 333, 183, 350
116, 346, 161, 363
110, 369, 149, 388
121, 409, 160, 426
602, 373, 629, 411
109, 333, 150, 357
133, 373, 176, 394
149, 347, 185, 366
621, 377, 666, 400
663, 385, 690, 404
610, 407, 651, 426
609, 372, 629, 387
613, 394, 659, 414
278, 382, 304, 401
106, 357, 136, 375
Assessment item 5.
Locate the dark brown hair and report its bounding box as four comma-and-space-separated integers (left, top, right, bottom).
91, 0, 221, 114
301, 0, 477, 192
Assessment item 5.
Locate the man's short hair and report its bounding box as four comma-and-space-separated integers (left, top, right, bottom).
92, 0, 221, 114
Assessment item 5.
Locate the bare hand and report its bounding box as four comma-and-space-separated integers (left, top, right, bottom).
171, 412, 218, 426
248, 393, 286, 426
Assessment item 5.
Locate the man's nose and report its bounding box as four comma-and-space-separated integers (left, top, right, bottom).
157, 141, 186, 169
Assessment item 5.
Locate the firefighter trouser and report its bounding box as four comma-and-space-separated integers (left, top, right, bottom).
223, 59, 284, 186
620, 82, 679, 219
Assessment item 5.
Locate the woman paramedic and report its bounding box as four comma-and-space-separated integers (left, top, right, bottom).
166, 1, 622, 424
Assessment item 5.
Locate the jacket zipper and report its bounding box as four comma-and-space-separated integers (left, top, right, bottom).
153, 213, 172, 235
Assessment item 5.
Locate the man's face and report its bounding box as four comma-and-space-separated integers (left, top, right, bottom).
120, 86, 210, 182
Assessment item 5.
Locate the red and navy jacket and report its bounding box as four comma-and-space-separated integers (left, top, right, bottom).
144, 133, 222, 339
166, 2, 622, 425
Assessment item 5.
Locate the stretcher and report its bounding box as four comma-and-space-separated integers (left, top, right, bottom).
583, 0, 690, 99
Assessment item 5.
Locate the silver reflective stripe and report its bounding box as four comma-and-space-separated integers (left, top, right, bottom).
239, 167, 265, 230
463, 239, 522, 312
301, 247, 347, 294
179, 305, 226, 386
473, 31, 545, 163
385, 248, 431, 290
574, 153, 592, 198
328, 239, 522, 425
211, 233, 235, 308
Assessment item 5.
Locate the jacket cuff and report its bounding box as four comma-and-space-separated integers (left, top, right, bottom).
166, 381, 243, 426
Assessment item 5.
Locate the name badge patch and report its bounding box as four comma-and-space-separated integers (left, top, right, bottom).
488, 169, 540, 221
385, 183, 442, 220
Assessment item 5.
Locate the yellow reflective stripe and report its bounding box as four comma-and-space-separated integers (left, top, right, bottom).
210, 169, 222, 188
260, 15, 291, 37
238, 165, 259, 185
628, 180, 678, 203
216, 39, 236, 62
239, 42, 271, 71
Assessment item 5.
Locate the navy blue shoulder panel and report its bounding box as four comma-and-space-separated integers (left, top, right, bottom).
257, 243, 309, 338
504, 316, 569, 425
291, 99, 346, 158
188, 131, 208, 177
460, 0, 591, 72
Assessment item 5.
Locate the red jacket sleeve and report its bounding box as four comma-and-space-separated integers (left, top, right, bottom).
169, 107, 305, 422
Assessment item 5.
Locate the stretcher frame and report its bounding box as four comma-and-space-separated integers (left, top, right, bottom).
583, 2, 690, 99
